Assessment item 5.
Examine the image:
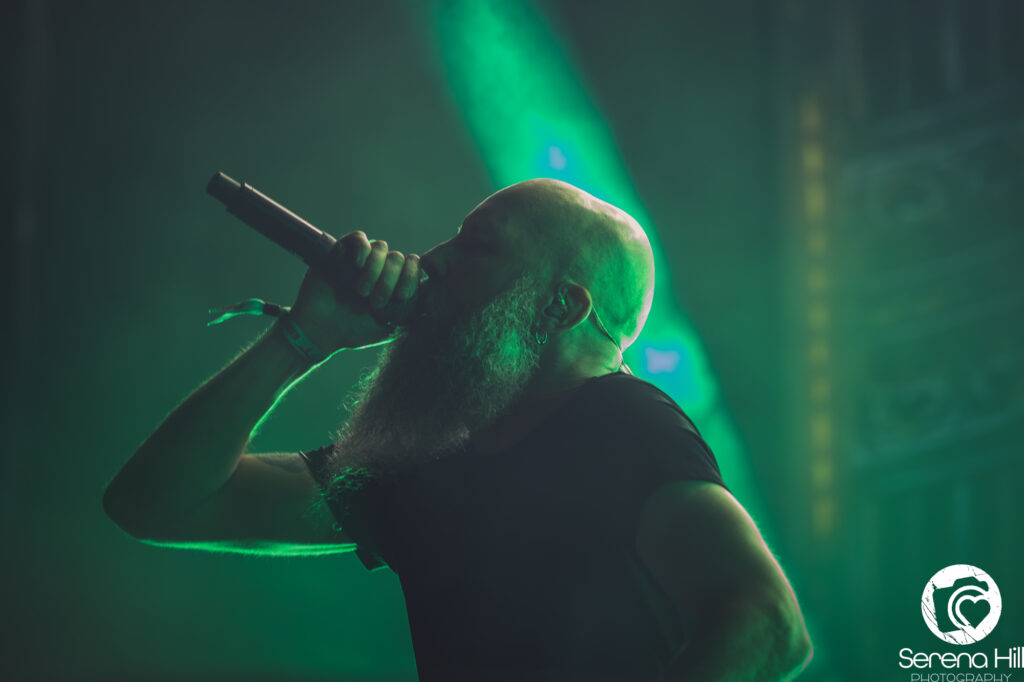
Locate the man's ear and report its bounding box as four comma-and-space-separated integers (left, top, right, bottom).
542, 282, 593, 332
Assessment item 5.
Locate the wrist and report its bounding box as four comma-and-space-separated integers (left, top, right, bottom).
267, 317, 329, 371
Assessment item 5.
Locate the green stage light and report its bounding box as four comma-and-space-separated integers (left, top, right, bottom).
429, 0, 768, 528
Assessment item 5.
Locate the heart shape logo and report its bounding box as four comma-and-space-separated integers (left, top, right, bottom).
923, 565, 1002, 645
955, 594, 991, 629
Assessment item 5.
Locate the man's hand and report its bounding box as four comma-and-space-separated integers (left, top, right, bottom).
289, 230, 422, 353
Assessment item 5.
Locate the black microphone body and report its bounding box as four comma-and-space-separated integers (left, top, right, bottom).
206, 172, 419, 326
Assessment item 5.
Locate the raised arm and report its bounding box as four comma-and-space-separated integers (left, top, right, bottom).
103, 231, 420, 555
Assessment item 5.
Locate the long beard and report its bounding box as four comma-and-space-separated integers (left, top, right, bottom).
325, 274, 544, 482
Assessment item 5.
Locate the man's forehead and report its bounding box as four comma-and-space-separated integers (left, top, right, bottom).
459, 198, 529, 240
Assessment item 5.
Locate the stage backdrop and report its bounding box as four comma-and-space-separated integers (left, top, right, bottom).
4, 1, 1021, 681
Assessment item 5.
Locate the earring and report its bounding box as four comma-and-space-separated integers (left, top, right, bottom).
535, 330, 548, 345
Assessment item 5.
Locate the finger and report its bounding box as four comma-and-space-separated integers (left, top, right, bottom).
356, 240, 388, 296
370, 251, 406, 308
392, 254, 420, 301
338, 231, 372, 269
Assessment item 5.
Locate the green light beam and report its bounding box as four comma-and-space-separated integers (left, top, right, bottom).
426, 0, 768, 531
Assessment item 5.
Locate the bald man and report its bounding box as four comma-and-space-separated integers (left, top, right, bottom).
104, 179, 812, 682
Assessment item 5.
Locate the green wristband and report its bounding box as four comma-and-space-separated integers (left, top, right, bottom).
207, 297, 330, 365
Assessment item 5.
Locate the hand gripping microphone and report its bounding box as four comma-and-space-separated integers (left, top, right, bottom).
206, 172, 419, 327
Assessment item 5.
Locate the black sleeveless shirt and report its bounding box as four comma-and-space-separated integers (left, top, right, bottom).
300, 372, 727, 682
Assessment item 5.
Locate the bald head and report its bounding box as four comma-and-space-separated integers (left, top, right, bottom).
332, 180, 655, 473
483, 178, 655, 349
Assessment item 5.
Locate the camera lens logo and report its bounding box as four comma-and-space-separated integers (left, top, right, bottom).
921, 565, 1002, 645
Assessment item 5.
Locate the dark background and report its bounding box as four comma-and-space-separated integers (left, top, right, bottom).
4, 1, 1022, 680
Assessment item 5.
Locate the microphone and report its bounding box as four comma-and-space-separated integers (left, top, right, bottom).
206, 172, 419, 327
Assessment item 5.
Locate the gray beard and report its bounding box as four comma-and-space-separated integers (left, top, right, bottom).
324, 274, 543, 484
